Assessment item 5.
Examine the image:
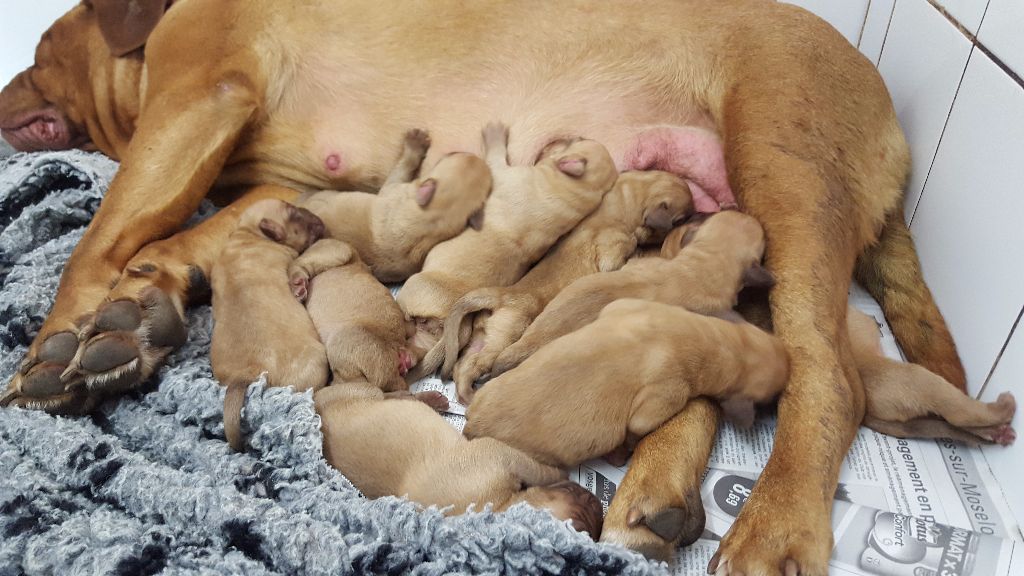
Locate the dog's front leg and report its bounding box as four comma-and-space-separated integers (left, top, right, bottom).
600, 398, 718, 561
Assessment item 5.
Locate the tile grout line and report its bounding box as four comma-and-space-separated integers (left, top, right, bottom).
908, 45, 973, 226
875, 0, 898, 65
856, 0, 872, 48
924, 0, 1022, 89
977, 304, 1024, 400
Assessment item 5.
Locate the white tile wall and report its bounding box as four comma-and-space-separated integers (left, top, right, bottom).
781, 0, 869, 46
937, 0, 991, 34
858, 0, 896, 65
910, 49, 1024, 394
878, 0, 974, 220
978, 0, 1024, 78
981, 317, 1024, 529
0, 0, 78, 88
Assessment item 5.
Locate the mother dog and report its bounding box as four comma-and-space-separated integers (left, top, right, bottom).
0, 1, 966, 574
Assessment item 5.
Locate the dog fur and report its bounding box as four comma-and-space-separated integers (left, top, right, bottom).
440, 170, 694, 402
210, 199, 328, 451
299, 129, 491, 282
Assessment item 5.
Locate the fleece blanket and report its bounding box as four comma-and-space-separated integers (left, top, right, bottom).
0, 150, 666, 575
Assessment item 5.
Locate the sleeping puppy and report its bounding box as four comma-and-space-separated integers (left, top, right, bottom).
490, 210, 773, 380
300, 129, 491, 283
287, 238, 419, 391
314, 382, 603, 539
210, 199, 329, 451
440, 170, 694, 403
849, 308, 1017, 445
464, 299, 788, 468
399, 123, 618, 379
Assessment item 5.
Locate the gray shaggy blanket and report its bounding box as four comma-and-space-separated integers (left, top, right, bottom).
0, 150, 665, 575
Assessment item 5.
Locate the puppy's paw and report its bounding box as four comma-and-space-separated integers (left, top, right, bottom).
290, 274, 309, 302
994, 392, 1016, 422
482, 122, 509, 147
403, 128, 431, 157
413, 390, 450, 412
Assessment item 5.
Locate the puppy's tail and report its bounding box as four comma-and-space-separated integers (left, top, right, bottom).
440, 289, 503, 378
223, 382, 249, 452
855, 207, 967, 390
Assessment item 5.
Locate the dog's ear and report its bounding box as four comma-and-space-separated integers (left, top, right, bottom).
467, 208, 485, 230
415, 179, 437, 207
258, 218, 286, 242
742, 263, 775, 289
90, 0, 170, 56
644, 202, 675, 232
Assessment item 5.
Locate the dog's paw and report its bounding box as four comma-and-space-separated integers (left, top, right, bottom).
482, 122, 509, 147
63, 287, 186, 395
413, 390, 450, 412
601, 489, 704, 561
709, 496, 831, 576
4, 329, 97, 414
289, 274, 309, 302
403, 128, 431, 157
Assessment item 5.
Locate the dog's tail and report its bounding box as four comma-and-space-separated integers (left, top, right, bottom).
855, 207, 967, 390
440, 289, 503, 378
223, 382, 248, 452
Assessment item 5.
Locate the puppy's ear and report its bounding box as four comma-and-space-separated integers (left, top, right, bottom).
90, 0, 170, 56
467, 208, 485, 231
742, 263, 775, 289
644, 202, 675, 232
258, 218, 286, 242
556, 155, 587, 177
415, 179, 437, 207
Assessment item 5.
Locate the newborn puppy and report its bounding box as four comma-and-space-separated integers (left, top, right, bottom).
287, 238, 417, 391
300, 129, 491, 283
491, 210, 773, 379
848, 308, 1017, 445
441, 171, 694, 402
314, 383, 603, 539
399, 123, 618, 378
210, 199, 328, 451
464, 299, 789, 468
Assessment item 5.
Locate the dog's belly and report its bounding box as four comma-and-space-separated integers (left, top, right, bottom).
228, 0, 735, 209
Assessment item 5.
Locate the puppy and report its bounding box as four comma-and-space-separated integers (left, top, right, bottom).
440, 170, 694, 402
490, 210, 773, 379
300, 130, 492, 283
314, 383, 603, 539
849, 308, 1017, 445
464, 299, 789, 468
287, 238, 418, 391
398, 123, 618, 379
210, 199, 328, 451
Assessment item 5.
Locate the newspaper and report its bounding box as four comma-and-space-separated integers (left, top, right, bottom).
405, 283, 1020, 575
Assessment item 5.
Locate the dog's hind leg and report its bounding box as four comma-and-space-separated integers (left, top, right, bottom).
855, 207, 967, 390
600, 398, 718, 561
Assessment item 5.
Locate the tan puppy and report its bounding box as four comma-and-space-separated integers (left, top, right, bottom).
464, 299, 788, 468
300, 130, 491, 282
398, 123, 618, 378
210, 199, 328, 451
491, 210, 773, 378
287, 238, 417, 391
440, 171, 694, 402
314, 382, 603, 539
848, 308, 1017, 445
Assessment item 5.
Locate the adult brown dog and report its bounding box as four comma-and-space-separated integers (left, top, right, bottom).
0, 2, 966, 573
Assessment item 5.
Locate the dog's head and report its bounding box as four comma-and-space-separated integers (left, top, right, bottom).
662, 210, 774, 288
241, 199, 326, 253
536, 137, 618, 193
0, 1, 172, 156
415, 152, 492, 232
504, 480, 604, 540
617, 171, 695, 242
